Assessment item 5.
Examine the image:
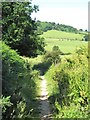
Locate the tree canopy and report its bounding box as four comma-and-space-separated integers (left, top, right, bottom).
2, 2, 45, 57
37, 21, 79, 33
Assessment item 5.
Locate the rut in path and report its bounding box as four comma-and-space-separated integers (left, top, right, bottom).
39, 76, 52, 120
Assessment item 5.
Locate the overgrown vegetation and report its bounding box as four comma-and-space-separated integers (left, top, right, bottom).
1, 2, 45, 119
1, 1, 89, 119
2, 42, 40, 119
45, 46, 89, 118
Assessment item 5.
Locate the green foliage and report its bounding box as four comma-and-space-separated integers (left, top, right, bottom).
52, 46, 63, 55
51, 46, 62, 65
37, 21, 79, 33
0, 96, 12, 113
45, 46, 89, 118
2, 42, 40, 119
75, 46, 88, 58
83, 34, 89, 41
2, 42, 25, 95
45, 64, 59, 96
2, 2, 45, 57
54, 101, 88, 118
43, 46, 62, 65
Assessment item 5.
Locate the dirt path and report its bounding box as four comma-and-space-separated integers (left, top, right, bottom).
39, 76, 52, 120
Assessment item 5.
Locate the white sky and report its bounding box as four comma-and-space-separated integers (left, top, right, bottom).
31, 0, 89, 30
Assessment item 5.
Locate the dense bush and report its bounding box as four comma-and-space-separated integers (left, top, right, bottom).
45, 46, 89, 118
2, 42, 39, 119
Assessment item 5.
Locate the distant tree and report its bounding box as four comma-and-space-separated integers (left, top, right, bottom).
83, 34, 89, 41
79, 29, 83, 32
44, 46, 63, 65
37, 21, 78, 33
52, 46, 63, 65
2, 2, 45, 57
52, 46, 62, 54
85, 30, 87, 32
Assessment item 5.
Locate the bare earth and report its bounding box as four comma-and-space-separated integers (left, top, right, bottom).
39, 76, 52, 120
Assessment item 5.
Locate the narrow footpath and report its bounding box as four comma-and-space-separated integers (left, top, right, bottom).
38, 76, 52, 120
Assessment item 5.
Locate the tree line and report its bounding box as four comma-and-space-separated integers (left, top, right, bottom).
37, 21, 82, 34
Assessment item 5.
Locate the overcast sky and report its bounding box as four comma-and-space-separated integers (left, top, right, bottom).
31, 0, 89, 30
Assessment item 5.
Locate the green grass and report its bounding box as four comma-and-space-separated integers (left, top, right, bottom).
41, 30, 88, 53
42, 30, 84, 40
44, 39, 88, 53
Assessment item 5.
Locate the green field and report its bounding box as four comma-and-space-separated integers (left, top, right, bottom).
42, 30, 88, 53
44, 39, 87, 53
42, 30, 85, 40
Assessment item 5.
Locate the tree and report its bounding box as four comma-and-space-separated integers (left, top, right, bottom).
83, 34, 89, 41
44, 46, 63, 65
85, 29, 87, 32
51, 46, 62, 65
79, 29, 83, 32
2, 2, 45, 57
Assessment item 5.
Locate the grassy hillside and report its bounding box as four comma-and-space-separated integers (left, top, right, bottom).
42, 30, 84, 40
41, 30, 87, 53
44, 39, 87, 53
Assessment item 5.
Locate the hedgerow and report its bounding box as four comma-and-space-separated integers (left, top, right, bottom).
2, 42, 39, 119
45, 46, 89, 118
